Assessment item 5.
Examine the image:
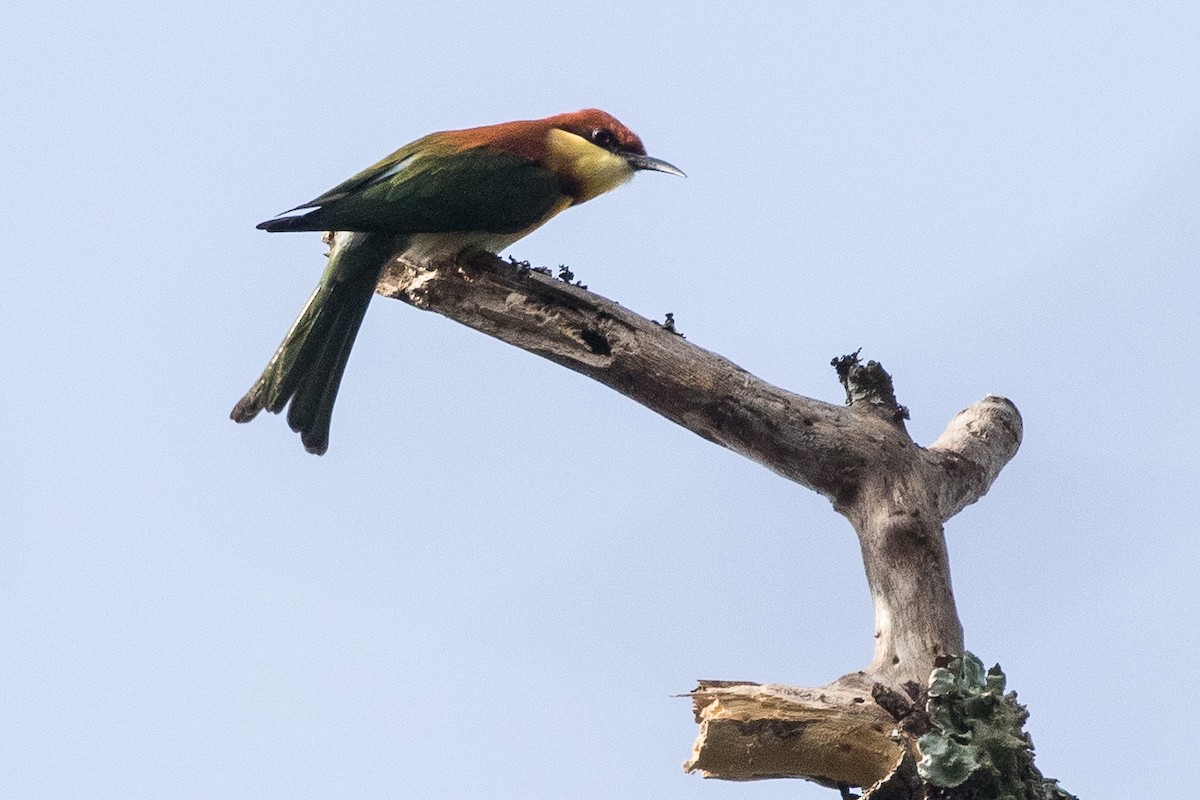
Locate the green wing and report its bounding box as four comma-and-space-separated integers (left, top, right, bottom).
259, 141, 563, 234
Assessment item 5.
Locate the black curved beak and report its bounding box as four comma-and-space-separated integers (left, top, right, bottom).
624, 152, 686, 177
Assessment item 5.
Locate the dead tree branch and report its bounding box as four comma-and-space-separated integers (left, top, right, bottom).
374, 251, 1030, 795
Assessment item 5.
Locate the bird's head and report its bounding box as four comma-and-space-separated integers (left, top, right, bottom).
539, 108, 685, 204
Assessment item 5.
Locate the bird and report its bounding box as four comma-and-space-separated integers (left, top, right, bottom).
231, 109, 684, 455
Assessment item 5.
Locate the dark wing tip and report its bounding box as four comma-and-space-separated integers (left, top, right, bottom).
256, 212, 317, 233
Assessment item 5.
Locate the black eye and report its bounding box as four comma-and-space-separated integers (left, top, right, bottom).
589, 127, 618, 149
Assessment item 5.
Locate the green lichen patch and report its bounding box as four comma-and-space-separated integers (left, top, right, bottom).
914, 653, 1076, 800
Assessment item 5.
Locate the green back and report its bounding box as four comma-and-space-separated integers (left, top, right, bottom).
284, 144, 563, 234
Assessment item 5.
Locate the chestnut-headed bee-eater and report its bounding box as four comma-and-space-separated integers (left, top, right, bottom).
231, 109, 683, 455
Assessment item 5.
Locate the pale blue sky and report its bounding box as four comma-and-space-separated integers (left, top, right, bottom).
3, 3, 1197, 798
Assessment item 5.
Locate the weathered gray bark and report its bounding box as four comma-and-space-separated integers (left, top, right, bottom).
374, 251, 1025, 794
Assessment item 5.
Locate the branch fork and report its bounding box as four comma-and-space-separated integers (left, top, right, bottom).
374, 251, 1024, 792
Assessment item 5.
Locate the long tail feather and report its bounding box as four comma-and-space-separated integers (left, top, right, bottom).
231, 231, 397, 454
286, 267, 377, 454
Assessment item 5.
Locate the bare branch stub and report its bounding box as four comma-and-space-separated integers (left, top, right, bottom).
832, 350, 909, 422
372, 251, 1025, 792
